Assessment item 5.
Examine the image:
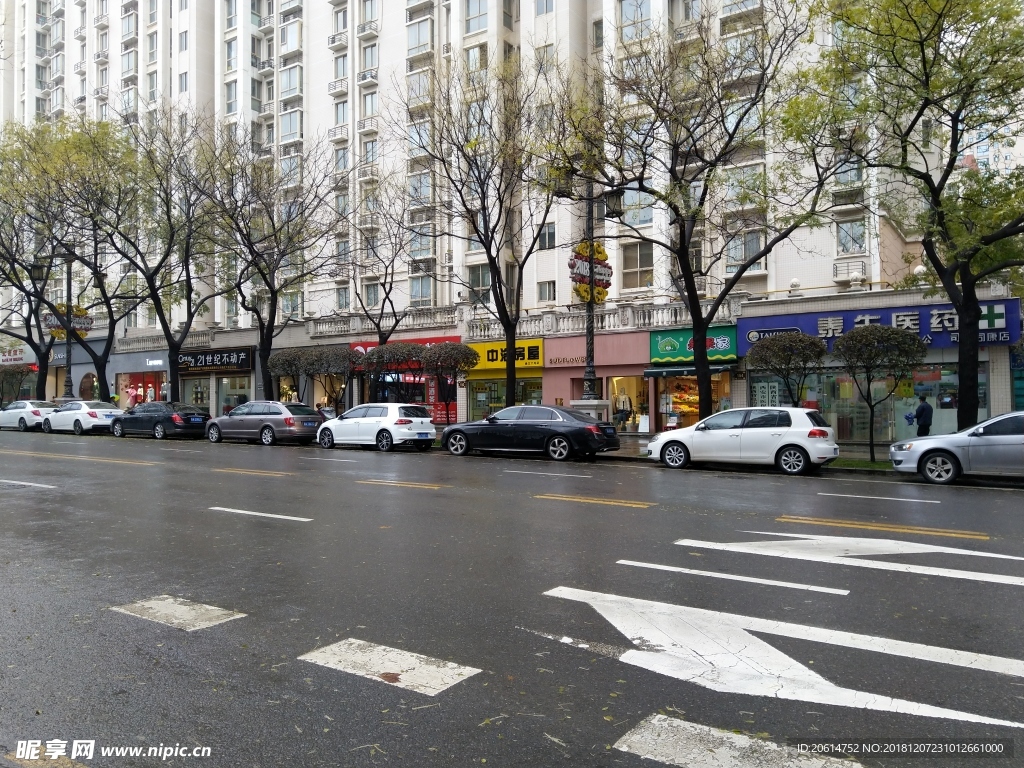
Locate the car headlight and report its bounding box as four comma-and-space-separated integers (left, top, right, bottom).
891, 442, 914, 452
649, 433, 663, 443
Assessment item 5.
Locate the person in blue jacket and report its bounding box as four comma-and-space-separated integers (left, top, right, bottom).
914, 395, 933, 437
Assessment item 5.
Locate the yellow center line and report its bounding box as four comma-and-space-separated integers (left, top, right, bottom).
534, 493, 656, 509
356, 479, 449, 489
212, 468, 295, 478
776, 515, 990, 540
0, 448, 157, 467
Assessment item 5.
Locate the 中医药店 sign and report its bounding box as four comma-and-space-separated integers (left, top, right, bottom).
736, 299, 1022, 355
467, 338, 544, 370
650, 327, 738, 364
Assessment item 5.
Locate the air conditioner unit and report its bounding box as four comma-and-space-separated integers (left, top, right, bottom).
441, 251, 453, 266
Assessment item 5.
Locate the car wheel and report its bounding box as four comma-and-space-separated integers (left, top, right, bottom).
318, 429, 335, 449
112, 420, 125, 438
446, 431, 469, 456
376, 430, 394, 452
546, 436, 572, 461
920, 450, 960, 485
42, 419, 52, 434
661, 442, 690, 469
153, 423, 166, 440
415, 440, 432, 451
17, 418, 28, 432
260, 426, 276, 446
72, 420, 84, 436
776, 445, 810, 475
207, 424, 222, 443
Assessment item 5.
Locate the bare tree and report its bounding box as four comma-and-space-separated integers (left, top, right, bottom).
204, 125, 348, 396
548, 5, 848, 417
393, 50, 559, 407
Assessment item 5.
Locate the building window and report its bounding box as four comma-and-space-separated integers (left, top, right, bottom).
466, 0, 487, 33
623, 189, 654, 226
251, 79, 263, 111
281, 110, 301, 142
280, 21, 300, 54
363, 281, 380, 307
147, 32, 158, 63
537, 0, 554, 14
620, 0, 651, 41
408, 122, 429, 157
226, 0, 237, 29
362, 90, 377, 117
225, 38, 237, 72
337, 239, 351, 261
335, 147, 349, 171
408, 70, 430, 105
146, 71, 158, 101
280, 65, 302, 98
622, 242, 654, 289
409, 275, 432, 307
362, 43, 378, 70
281, 291, 302, 318
410, 225, 433, 259
335, 8, 348, 32
726, 228, 764, 273
336, 194, 350, 215
837, 220, 866, 256
335, 54, 348, 78
361, 0, 377, 22
180, 0, 188, 9
408, 19, 431, 56
538, 222, 556, 250
363, 139, 378, 164
225, 80, 237, 113
536, 44, 553, 74
593, 19, 604, 46
409, 172, 431, 206
538, 280, 556, 302
179, 31, 188, 51
337, 285, 350, 310
836, 160, 863, 185
468, 263, 491, 303
179, 72, 188, 92
148, 0, 158, 25
334, 99, 348, 125
280, 155, 300, 184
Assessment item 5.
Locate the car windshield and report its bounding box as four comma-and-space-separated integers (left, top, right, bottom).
85, 401, 114, 409
173, 404, 207, 415
399, 406, 431, 419
285, 404, 320, 416
559, 408, 598, 423
30, 401, 57, 408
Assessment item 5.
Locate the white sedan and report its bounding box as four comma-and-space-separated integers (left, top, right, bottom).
42, 401, 124, 435
317, 403, 436, 452
0, 400, 58, 431
646, 407, 840, 475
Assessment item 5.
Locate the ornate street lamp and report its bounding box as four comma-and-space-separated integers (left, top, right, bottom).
57, 244, 77, 399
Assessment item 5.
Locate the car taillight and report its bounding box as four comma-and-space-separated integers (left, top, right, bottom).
87, 411, 98, 418
585, 425, 601, 434
395, 419, 412, 425
284, 417, 295, 427
171, 413, 184, 424
808, 428, 829, 438
31, 410, 41, 417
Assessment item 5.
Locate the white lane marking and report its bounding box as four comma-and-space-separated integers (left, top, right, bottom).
160, 448, 203, 453
617, 559, 849, 595
615, 714, 860, 768
300, 457, 358, 463
675, 532, 1024, 586
208, 506, 312, 522
299, 638, 480, 696
52, 441, 79, 444
110, 595, 246, 631
818, 492, 940, 504
504, 470, 593, 478
546, 587, 1024, 728
0, 479, 57, 489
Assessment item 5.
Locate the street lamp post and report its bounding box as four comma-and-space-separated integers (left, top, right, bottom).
59, 246, 74, 399
581, 181, 598, 401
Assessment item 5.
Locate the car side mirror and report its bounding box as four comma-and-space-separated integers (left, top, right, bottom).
695, 423, 708, 431
972, 427, 984, 436
485, 415, 498, 423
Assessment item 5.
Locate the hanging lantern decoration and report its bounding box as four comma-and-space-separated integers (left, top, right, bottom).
568, 240, 613, 304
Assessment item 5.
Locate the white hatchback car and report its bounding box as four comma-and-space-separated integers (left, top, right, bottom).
42, 401, 124, 435
0, 400, 58, 431
647, 407, 840, 475
317, 403, 436, 452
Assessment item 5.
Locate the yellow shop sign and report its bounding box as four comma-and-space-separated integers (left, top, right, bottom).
468, 338, 544, 371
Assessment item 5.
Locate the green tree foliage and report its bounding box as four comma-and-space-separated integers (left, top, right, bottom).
745, 332, 827, 408
0, 364, 35, 408
832, 325, 927, 461
421, 342, 480, 424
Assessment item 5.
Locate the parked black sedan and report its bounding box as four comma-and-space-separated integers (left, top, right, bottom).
441, 405, 620, 461
110, 402, 211, 439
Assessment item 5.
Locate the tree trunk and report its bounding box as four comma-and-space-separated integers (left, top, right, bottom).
955, 291, 982, 431
690, 321, 714, 419
867, 400, 877, 463
257, 330, 274, 399
504, 324, 517, 409
166, 340, 182, 402
35, 358, 49, 400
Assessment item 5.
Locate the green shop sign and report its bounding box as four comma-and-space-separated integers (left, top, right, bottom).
650, 326, 738, 364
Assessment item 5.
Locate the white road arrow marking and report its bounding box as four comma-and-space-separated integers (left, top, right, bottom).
674, 532, 1024, 586
545, 586, 1024, 728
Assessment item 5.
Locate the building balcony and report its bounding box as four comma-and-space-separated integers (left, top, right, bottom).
93, 85, 108, 98
73, 94, 87, 109
94, 49, 109, 62
47, 76, 64, 90
36, 13, 51, 29
37, 46, 51, 60
328, 32, 349, 50
358, 213, 380, 228
74, 25, 86, 40
280, 133, 303, 148
357, 116, 378, 134
37, 81, 51, 94
52, 0, 66, 16
332, 172, 350, 188
328, 77, 349, 96
357, 68, 377, 86
280, 0, 302, 11
357, 163, 379, 181
122, 67, 138, 85
407, 45, 435, 68
122, 0, 139, 12
258, 14, 274, 31
122, 27, 138, 46
407, 0, 434, 11
94, 13, 108, 27
256, 101, 275, 119
356, 20, 378, 39
256, 58, 275, 74
721, 0, 762, 16
328, 125, 349, 142
328, 0, 348, 6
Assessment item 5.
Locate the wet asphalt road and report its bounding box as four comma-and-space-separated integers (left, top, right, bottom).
1, 429, 1023, 768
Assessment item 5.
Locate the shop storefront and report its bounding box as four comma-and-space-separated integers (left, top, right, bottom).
176, 346, 256, 416
465, 338, 544, 421
0, 342, 37, 401
105, 352, 169, 407
645, 326, 738, 430
351, 335, 461, 422
737, 299, 1022, 443
543, 332, 653, 432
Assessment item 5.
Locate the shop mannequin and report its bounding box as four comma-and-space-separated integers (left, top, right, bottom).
614, 387, 633, 428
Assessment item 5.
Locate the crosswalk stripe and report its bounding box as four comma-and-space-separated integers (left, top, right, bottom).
299, 638, 480, 696
534, 493, 655, 509
211, 468, 294, 478
617, 559, 849, 595
208, 506, 312, 522
356, 479, 448, 489
109, 595, 246, 631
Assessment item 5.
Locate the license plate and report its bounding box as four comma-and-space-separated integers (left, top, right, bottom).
833, 448, 839, 456
303, 421, 316, 427
191, 417, 203, 423
603, 428, 615, 435
104, 413, 115, 419
417, 432, 430, 439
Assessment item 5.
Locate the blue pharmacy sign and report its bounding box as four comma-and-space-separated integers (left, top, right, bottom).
737, 299, 1021, 355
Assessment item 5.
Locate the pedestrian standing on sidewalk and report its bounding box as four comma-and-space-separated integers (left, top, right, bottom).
914, 395, 933, 437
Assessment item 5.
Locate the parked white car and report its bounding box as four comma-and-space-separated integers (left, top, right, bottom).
42, 401, 123, 435
0, 400, 58, 431
317, 403, 436, 452
646, 407, 840, 475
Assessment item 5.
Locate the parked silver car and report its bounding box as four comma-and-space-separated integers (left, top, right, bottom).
889, 411, 1024, 484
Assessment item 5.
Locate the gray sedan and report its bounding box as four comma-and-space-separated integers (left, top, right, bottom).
889, 411, 1024, 484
